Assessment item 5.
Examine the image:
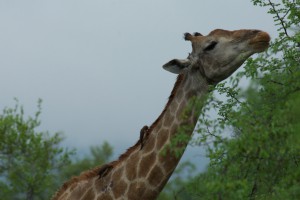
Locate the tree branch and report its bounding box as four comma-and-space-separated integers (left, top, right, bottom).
267, 0, 290, 37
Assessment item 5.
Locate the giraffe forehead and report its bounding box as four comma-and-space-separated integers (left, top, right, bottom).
208, 29, 263, 39
191, 29, 261, 47
192, 30, 235, 43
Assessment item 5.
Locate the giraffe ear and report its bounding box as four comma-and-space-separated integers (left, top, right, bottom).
162, 59, 191, 74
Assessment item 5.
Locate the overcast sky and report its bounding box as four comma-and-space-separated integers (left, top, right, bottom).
0, 0, 276, 171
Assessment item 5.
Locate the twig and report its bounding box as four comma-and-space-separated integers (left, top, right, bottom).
267, 79, 285, 86
267, 0, 290, 37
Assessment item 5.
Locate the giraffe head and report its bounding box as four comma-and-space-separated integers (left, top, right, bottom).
163, 29, 270, 83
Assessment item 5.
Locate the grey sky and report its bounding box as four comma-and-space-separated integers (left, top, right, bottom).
0, 0, 276, 170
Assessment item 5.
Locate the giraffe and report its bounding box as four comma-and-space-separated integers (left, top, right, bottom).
51, 29, 270, 200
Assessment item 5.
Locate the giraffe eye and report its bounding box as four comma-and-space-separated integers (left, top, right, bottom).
204, 41, 218, 51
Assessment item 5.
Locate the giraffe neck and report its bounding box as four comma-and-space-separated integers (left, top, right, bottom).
115, 71, 209, 199
143, 71, 208, 192
51, 71, 209, 200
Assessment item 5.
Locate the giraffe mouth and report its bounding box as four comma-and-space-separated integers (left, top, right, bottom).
252, 41, 270, 52
250, 31, 271, 52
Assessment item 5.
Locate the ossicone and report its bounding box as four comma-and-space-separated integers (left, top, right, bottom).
184, 32, 193, 41
184, 32, 203, 41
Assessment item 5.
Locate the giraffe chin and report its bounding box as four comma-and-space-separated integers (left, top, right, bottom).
255, 42, 270, 52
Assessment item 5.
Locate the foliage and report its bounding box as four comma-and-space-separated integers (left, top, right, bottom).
189, 0, 300, 199
0, 100, 73, 200
165, 96, 208, 158
0, 100, 115, 199
158, 161, 196, 200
